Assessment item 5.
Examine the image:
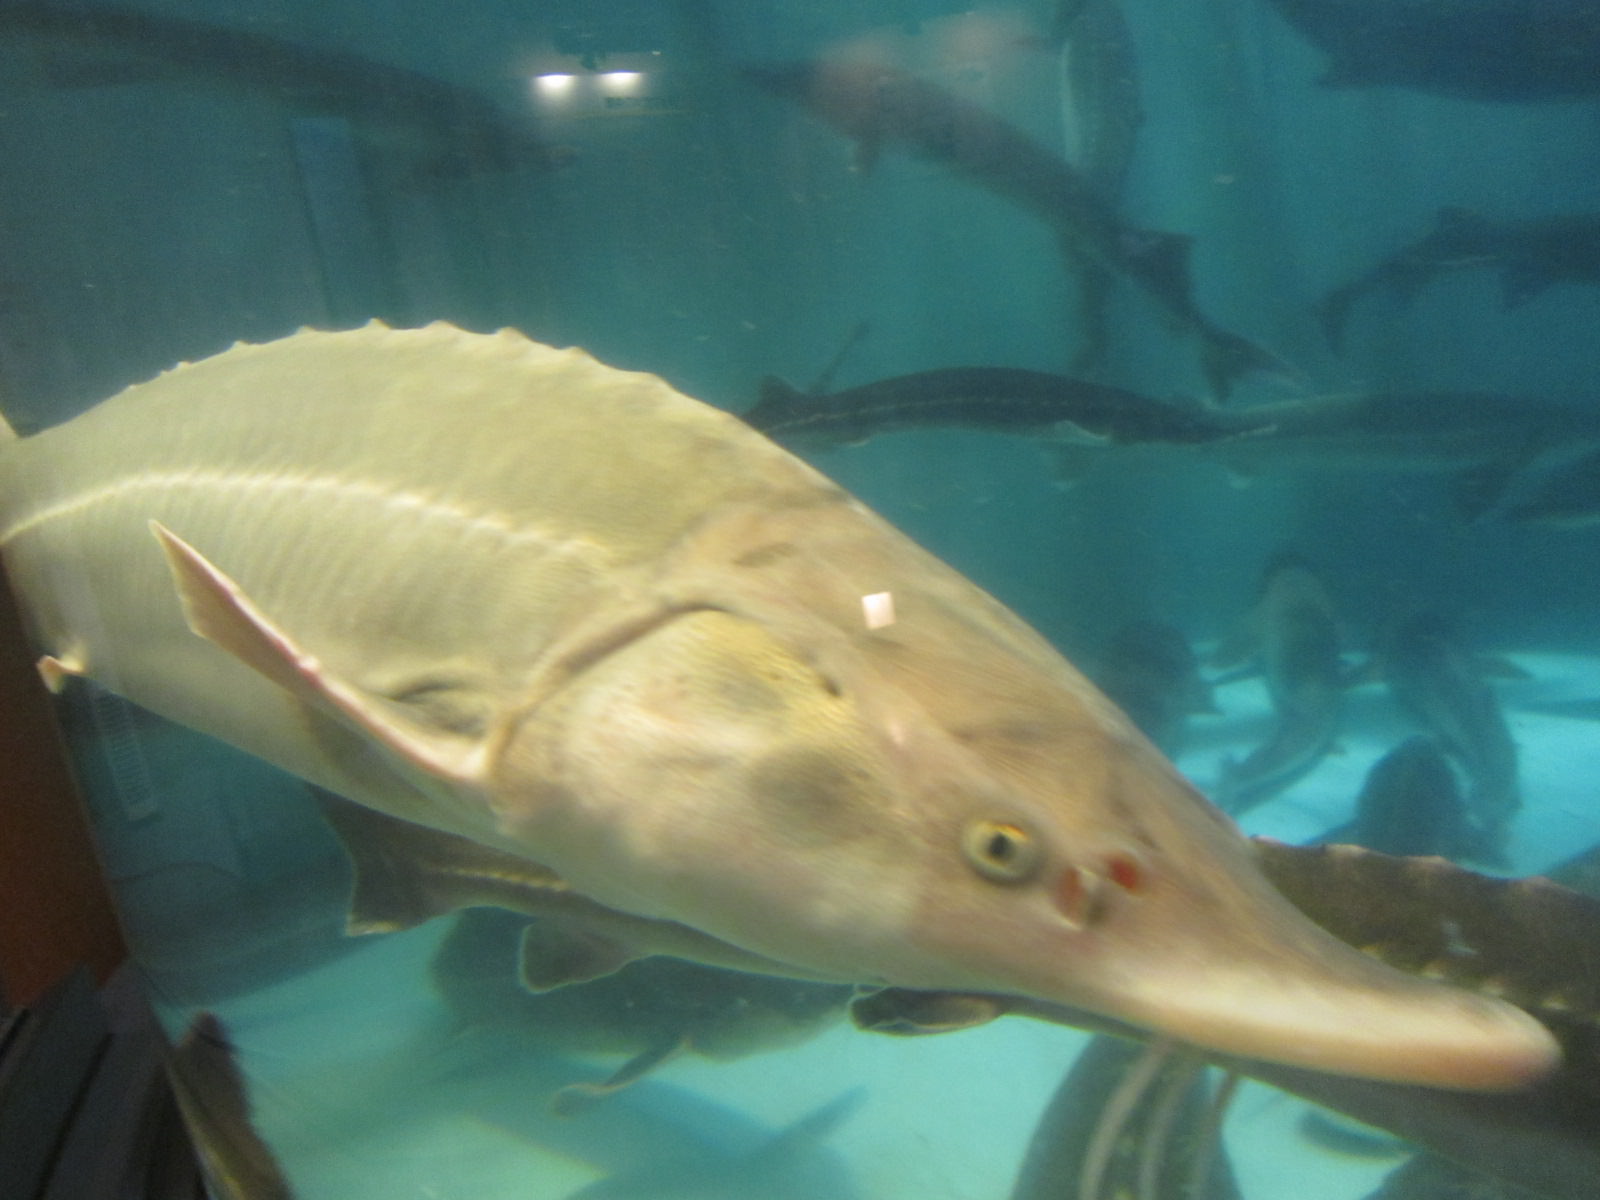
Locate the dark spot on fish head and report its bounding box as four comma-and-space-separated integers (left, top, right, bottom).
748, 747, 880, 843
732, 541, 800, 569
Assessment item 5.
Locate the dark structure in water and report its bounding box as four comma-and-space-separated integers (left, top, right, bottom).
1263, 0, 1600, 101
1379, 612, 1522, 849
0, 1, 557, 177
1009, 1036, 1241, 1200
742, 367, 1251, 451
925, 841, 1600, 1200
1323, 735, 1500, 865
1212, 552, 1345, 814
746, 58, 1286, 396
1319, 208, 1600, 351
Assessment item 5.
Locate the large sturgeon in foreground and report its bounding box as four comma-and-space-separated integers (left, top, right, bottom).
0, 322, 1557, 1089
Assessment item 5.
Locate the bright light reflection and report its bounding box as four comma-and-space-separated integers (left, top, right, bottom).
599, 70, 644, 93
533, 73, 576, 97
862, 591, 896, 630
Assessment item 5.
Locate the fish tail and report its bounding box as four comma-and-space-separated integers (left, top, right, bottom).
1198, 325, 1298, 401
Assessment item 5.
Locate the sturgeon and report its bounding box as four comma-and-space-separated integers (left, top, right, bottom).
0, 1, 556, 178
746, 60, 1287, 398
1212, 553, 1345, 814
0, 321, 1557, 1088
741, 367, 1246, 452
1319, 208, 1600, 352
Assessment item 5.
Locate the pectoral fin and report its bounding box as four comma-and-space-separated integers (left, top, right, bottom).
849, 988, 1006, 1034
151, 522, 489, 787
550, 1036, 689, 1115
316, 790, 569, 935
519, 922, 636, 991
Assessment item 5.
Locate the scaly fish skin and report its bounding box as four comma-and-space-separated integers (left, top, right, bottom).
0, 323, 1558, 1089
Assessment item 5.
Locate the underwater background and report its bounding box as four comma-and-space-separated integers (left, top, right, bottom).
4, 1, 1600, 1197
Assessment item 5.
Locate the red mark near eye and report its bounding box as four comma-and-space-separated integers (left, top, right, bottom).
1107, 854, 1143, 894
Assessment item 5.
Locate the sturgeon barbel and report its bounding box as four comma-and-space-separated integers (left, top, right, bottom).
0, 322, 1557, 1088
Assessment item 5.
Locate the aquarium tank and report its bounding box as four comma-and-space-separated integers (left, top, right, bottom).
2, 1, 1599, 1198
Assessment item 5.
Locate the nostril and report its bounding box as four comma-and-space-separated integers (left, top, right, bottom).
1055, 865, 1105, 929
1106, 852, 1144, 894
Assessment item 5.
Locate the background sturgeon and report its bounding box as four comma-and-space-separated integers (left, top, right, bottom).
1212, 553, 1346, 815
0, 321, 1558, 1089
746, 60, 1286, 398
741, 367, 1246, 451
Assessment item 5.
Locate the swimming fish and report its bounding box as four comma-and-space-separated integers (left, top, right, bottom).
165, 1013, 296, 1200
1204, 390, 1600, 518
1089, 619, 1216, 758
1044, 0, 1147, 371
0, 321, 1555, 1088
1242, 841, 1600, 1200
0, 1, 556, 177
1212, 552, 1345, 814
1318, 208, 1600, 352
741, 368, 1249, 452
428, 905, 850, 1113
745, 59, 1287, 398
880, 840, 1600, 1200
1365, 1153, 1550, 1199
1321, 735, 1501, 865
1377, 613, 1522, 847
1053, 0, 1145, 204
1261, 0, 1600, 101
1009, 1035, 1241, 1200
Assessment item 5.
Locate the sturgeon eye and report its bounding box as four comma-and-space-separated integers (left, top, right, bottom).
961, 819, 1041, 883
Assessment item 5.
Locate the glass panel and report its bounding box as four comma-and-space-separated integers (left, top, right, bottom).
2, 2, 1597, 1198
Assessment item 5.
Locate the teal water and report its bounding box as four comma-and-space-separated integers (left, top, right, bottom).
3, 2, 1599, 1197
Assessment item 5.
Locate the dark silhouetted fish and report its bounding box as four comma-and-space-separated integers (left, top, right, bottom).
1507, 445, 1600, 528
429, 906, 850, 1113
1242, 841, 1600, 1200
1050, 0, 1145, 366
1262, 0, 1600, 101
1009, 1035, 1241, 1200
1319, 208, 1600, 351
1091, 619, 1216, 758
746, 59, 1287, 397
1379, 613, 1521, 847
1213, 553, 1345, 814
1053, 0, 1144, 203
1205, 389, 1600, 518
0, 1, 556, 177
1366, 1151, 1551, 1199
1322, 735, 1502, 865
165, 1013, 295, 1200
742, 368, 1253, 451
868, 840, 1600, 1200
